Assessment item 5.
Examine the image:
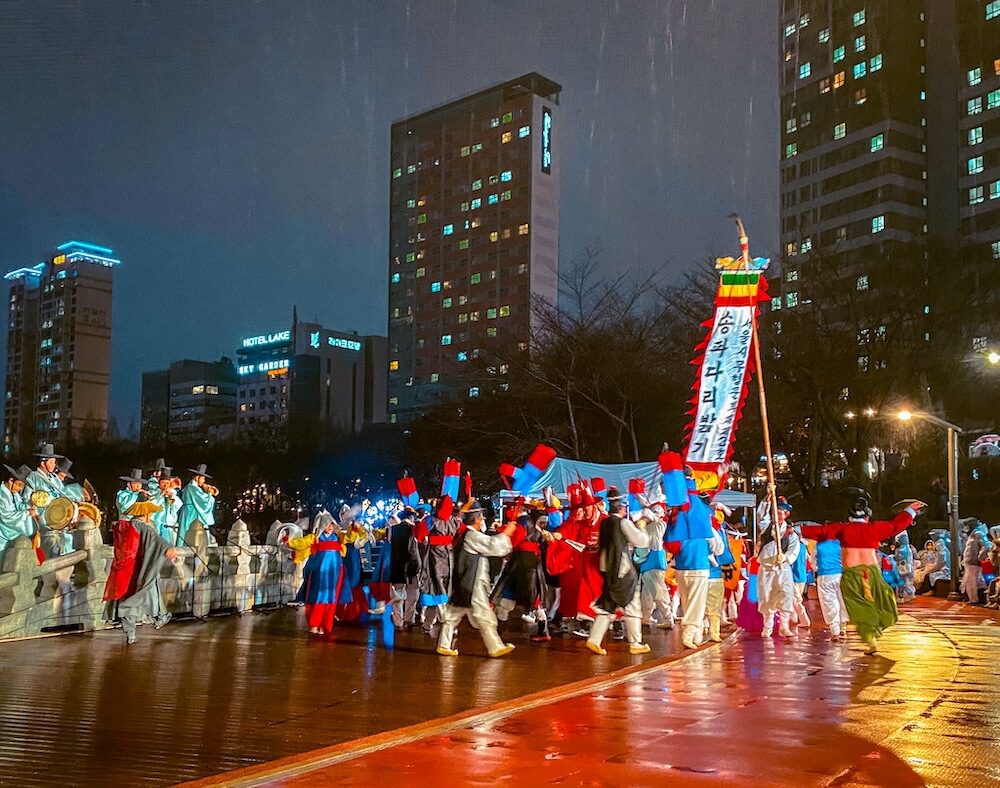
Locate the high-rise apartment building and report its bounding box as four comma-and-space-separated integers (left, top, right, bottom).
387, 73, 561, 423
4, 241, 118, 453
140, 358, 239, 448
775, 1, 1000, 384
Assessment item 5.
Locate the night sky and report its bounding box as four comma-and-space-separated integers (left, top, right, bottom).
0, 1, 778, 434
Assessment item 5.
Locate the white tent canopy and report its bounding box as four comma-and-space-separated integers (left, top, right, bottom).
507, 457, 756, 509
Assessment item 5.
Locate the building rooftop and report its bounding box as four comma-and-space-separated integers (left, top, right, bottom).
392, 71, 561, 128
4, 240, 120, 280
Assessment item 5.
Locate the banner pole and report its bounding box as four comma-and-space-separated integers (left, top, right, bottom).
731, 215, 782, 561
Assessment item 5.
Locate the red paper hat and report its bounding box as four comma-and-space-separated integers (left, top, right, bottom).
435, 495, 454, 521
567, 484, 583, 508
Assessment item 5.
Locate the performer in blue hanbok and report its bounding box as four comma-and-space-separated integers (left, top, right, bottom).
894, 532, 916, 603
116, 469, 146, 519
25, 444, 65, 501
56, 459, 85, 502
1, 465, 36, 559
150, 472, 183, 545
177, 464, 217, 546
294, 513, 345, 635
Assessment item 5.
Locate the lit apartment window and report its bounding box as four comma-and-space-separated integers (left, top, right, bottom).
430, 373, 439, 382
440, 335, 452, 346
416, 213, 426, 224
457, 351, 468, 362
770, 296, 782, 311
389, 360, 399, 371
460, 146, 470, 156
854, 88, 867, 105
489, 231, 498, 242
969, 127, 983, 146
857, 274, 869, 290
990, 180, 1000, 200
470, 272, 481, 284
785, 241, 797, 256
853, 62, 867, 79
820, 78, 831, 93
784, 22, 796, 37
487, 194, 499, 205
431, 281, 441, 292
786, 117, 797, 133
406, 198, 416, 208
799, 13, 810, 27
392, 168, 402, 178
518, 223, 529, 235
834, 122, 846, 140
818, 27, 830, 43
969, 186, 985, 205
785, 269, 798, 282
407, 164, 416, 174
785, 143, 798, 158
472, 179, 482, 190
853, 9, 866, 26
834, 46, 845, 62
391, 273, 401, 284
442, 224, 454, 236
471, 143, 483, 152
518, 125, 530, 138
470, 198, 481, 210
785, 292, 798, 308
995, 58, 1000, 76
854, 35, 866, 52
987, 1, 1000, 20
992, 241, 1000, 260
968, 67, 982, 86
489, 174, 498, 185
487, 307, 497, 319
989, 89, 1000, 110
870, 53, 882, 71
501, 131, 513, 144
500, 170, 512, 181
458, 313, 468, 324
458, 239, 469, 249
501, 190, 511, 201
857, 356, 869, 372
968, 97, 983, 115
442, 297, 453, 308
415, 267, 425, 277
969, 156, 984, 175
490, 118, 499, 128
799, 62, 811, 79
800, 237, 812, 253
834, 71, 845, 89
870, 133, 884, 152
871, 216, 885, 233
502, 111, 513, 123
499, 305, 510, 317
468, 386, 479, 398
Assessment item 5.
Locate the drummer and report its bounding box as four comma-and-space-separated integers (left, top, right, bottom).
25, 443, 65, 502
117, 469, 146, 519
56, 459, 85, 503
150, 466, 183, 545
1, 464, 35, 560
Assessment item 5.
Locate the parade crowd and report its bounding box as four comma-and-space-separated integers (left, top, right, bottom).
3, 445, 999, 652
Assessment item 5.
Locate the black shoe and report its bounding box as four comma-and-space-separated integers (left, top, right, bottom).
571, 622, 591, 638
611, 622, 625, 641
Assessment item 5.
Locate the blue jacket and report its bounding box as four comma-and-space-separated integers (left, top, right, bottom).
815, 539, 842, 576
673, 537, 710, 571
791, 540, 808, 583
708, 531, 735, 579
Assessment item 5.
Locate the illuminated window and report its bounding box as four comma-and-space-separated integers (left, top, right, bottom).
407, 164, 416, 174
502, 111, 513, 123
405, 251, 416, 262
770, 296, 782, 311
458, 313, 468, 324
487, 307, 497, 319
785, 241, 797, 256
441, 335, 452, 346
871, 215, 885, 233
442, 224, 454, 236
489, 174, 498, 185
785, 142, 797, 158
488, 327, 498, 337
472, 179, 482, 190
392, 168, 402, 178
799, 13, 809, 28
990, 180, 1000, 200
501, 190, 511, 201
784, 22, 796, 37
468, 386, 479, 398
191, 385, 205, 394
799, 62, 811, 79
854, 88, 867, 105
969, 186, 985, 205
969, 156, 984, 175
417, 213, 427, 224
391, 273, 401, 283
430, 372, 439, 383
834, 122, 846, 140
470, 198, 482, 210
989, 89, 1000, 110
458, 239, 470, 250
460, 146, 470, 157
471, 143, 483, 153
786, 117, 797, 133
518, 125, 530, 138
853, 61, 867, 79
457, 351, 468, 362
993, 241, 1000, 260
444, 298, 455, 309
470, 310, 480, 321
431, 281, 441, 292
995, 58, 1000, 76
968, 67, 982, 86
389, 360, 399, 371
833, 45, 845, 62
785, 291, 799, 308
870, 53, 882, 71
968, 97, 983, 115
503, 228, 511, 239
820, 78, 831, 93
470, 272, 481, 285
870, 133, 884, 152
854, 35, 865, 52
800, 237, 812, 253
853, 9, 865, 26
833, 71, 845, 89
987, 0, 1000, 20
857, 274, 869, 290
487, 194, 499, 205
406, 198, 416, 208
500, 170, 512, 181
416, 267, 425, 278
501, 131, 513, 144
518, 223, 529, 235
499, 305, 511, 317
489, 231, 499, 242
818, 27, 830, 43
206, 385, 219, 395
969, 127, 983, 146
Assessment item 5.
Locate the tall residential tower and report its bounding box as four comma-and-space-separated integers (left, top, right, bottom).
387, 73, 561, 423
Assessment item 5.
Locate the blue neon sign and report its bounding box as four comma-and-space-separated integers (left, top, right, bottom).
242, 330, 291, 348
541, 107, 552, 174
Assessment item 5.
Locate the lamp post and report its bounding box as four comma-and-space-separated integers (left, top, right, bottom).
897, 409, 964, 600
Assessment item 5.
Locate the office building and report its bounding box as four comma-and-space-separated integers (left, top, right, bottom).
140, 358, 239, 448
4, 241, 119, 453
236, 314, 387, 448
387, 72, 561, 423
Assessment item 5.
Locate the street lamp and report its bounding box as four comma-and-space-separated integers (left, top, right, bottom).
895, 409, 964, 600
988, 351, 1000, 365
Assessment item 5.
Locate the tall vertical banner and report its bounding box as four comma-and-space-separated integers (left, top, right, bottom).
684, 259, 770, 491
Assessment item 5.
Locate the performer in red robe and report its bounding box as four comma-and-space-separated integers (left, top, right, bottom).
556, 486, 605, 638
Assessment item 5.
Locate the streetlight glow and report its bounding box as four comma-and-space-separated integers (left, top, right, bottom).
863, 407, 877, 417
988, 351, 1000, 365
897, 410, 913, 422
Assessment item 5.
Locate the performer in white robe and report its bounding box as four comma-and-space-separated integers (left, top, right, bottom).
436, 507, 516, 658
757, 499, 800, 638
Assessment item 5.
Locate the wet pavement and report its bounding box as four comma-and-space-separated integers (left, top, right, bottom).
0, 608, 687, 787
195, 598, 1000, 787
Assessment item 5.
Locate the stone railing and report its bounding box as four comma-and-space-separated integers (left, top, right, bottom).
0, 517, 308, 641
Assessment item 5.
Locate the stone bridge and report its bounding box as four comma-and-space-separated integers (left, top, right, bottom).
0, 517, 306, 641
